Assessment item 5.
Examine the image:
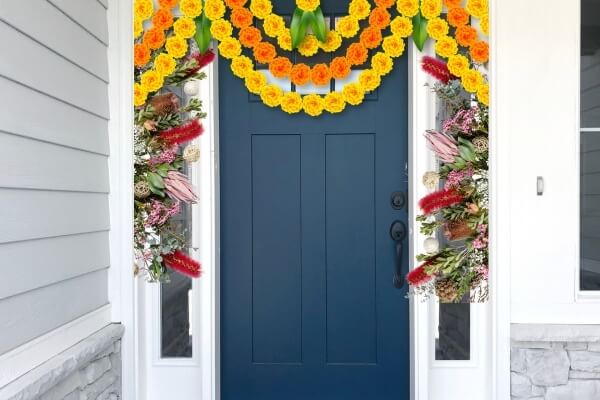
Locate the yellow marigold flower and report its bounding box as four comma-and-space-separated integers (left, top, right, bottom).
349, 0, 371, 20
420, 0, 442, 19
263, 14, 285, 37
204, 0, 226, 20
434, 36, 458, 58
134, 18, 143, 39
382, 35, 405, 58
358, 69, 381, 92
173, 17, 196, 39
480, 14, 489, 36
210, 19, 233, 41
426, 17, 449, 40
180, 0, 202, 18
371, 52, 393, 76
337, 16, 359, 38
477, 82, 489, 105
244, 71, 267, 94
302, 94, 324, 117
320, 31, 342, 52
461, 69, 483, 93
134, 83, 148, 107
390, 16, 413, 38
140, 70, 164, 93
230, 55, 254, 78
342, 83, 365, 106
298, 35, 319, 57
166, 35, 188, 58
155, 53, 176, 76
466, 0, 488, 18
134, 0, 154, 20
447, 54, 469, 77
296, 0, 319, 12
218, 37, 242, 59
397, 0, 419, 17
260, 84, 283, 107
281, 92, 303, 114
277, 30, 293, 51
250, 0, 272, 19
324, 92, 346, 114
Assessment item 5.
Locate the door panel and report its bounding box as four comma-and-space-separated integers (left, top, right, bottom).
220, 2, 409, 398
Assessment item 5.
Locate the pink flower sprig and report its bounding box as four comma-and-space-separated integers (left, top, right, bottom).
164, 171, 198, 203
444, 168, 474, 190
443, 106, 479, 135
148, 146, 178, 166
425, 130, 459, 163
145, 200, 181, 228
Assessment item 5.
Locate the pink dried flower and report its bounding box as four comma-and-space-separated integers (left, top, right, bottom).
444, 168, 473, 189
164, 171, 198, 203
443, 106, 479, 135
476, 265, 489, 278
146, 200, 181, 228
148, 146, 179, 165
424, 130, 459, 163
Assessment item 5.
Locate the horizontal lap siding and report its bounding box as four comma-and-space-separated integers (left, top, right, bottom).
0, 1, 110, 354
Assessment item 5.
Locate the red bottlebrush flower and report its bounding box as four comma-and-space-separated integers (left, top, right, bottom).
163, 250, 202, 278
159, 119, 204, 145
421, 55, 453, 83
406, 265, 434, 287
418, 188, 464, 214
185, 49, 216, 78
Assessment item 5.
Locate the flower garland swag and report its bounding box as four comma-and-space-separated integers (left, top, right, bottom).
408, 54, 489, 303
134, 0, 215, 282
190, 0, 488, 116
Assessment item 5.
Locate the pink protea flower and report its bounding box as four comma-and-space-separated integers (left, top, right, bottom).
424, 130, 459, 163
163, 171, 198, 203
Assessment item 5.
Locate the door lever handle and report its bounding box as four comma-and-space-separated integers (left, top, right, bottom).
390, 220, 407, 288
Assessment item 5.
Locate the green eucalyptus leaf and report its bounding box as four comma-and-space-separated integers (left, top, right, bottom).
412, 12, 429, 52
148, 185, 165, 197
146, 172, 165, 189
310, 7, 327, 42
290, 8, 306, 49
194, 13, 212, 54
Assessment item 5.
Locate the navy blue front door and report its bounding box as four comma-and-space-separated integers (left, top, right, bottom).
220, 3, 409, 398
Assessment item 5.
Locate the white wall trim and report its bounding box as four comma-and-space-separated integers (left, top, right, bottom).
0, 305, 111, 388
106, 0, 137, 399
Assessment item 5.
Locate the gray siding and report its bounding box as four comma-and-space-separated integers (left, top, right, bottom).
0, 0, 110, 355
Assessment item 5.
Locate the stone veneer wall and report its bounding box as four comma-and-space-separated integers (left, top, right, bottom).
511, 324, 600, 400
0, 324, 124, 400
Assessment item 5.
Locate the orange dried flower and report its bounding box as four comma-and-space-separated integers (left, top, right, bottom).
444, 0, 462, 8
330, 57, 351, 79
369, 7, 391, 28
239, 26, 262, 48
375, 0, 395, 7
447, 8, 469, 27
290, 64, 311, 86
231, 8, 253, 28
360, 27, 383, 49
470, 41, 489, 63
253, 42, 276, 64
346, 43, 368, 65
143, 27, 165, 50
152, 8, 174, 30
226, 0, 247, 8
455, 25, 478, 47
134, 43, 151, 66
269, 57, 292, 78
158, 0, 178, 7
311, 64, 331, 86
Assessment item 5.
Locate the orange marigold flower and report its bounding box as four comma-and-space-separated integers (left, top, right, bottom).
375, 0, 395, 7
268, 57, 292, 78
143, 27, 165, 49
290, 64, 311, 86
226, 0, 247, 7
253, 42, 276, 64
360, 27, 383, 49
447, 8, 469, 27
369, 7, 391, 29
134, 43, 151, 66
158, 0, 178, 7
455, 25, 478, 47
444, 0, 462, 8
311, 64, 332, 86
239, 26, 262, 48
152, 8, 174, 30
330, 57, 351, 79
470, 41, 489, 63
231, 8, 253, 28
346, 43, 368, 65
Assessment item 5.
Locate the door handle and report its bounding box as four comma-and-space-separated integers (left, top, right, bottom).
390, 220, 407, 288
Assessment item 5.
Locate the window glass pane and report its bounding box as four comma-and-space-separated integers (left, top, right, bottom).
435, 302, 470, 360
580, 0, 600, 290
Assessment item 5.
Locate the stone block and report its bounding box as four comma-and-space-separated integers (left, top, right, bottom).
525, 349, 570, 386
566, 342, 588, 351
511, 348, 527, 373
82, 357, 111, 385
546, 380, 600, 400
512, 341, 552, 349
587, 342, 600, 352
511, 372, 532, 398
569, 369, 600, 379
569, 350, 600, 372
